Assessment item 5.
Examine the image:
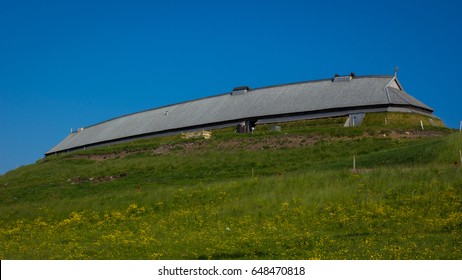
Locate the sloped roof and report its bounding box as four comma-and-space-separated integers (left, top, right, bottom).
46, 75, 434, 155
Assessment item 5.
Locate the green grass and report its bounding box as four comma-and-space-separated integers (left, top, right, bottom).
0, 113, 461, 259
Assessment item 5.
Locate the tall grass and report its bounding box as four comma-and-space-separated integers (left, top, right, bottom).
1, 166, 460, 259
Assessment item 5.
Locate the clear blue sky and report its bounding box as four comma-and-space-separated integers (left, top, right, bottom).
1, 0, 461, 175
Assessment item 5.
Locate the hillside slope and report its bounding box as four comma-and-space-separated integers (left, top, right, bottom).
1, 113, 461, 259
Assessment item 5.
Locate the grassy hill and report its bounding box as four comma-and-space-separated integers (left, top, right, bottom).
1, 112, 461, 259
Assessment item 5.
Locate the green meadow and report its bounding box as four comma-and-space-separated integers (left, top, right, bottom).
0, 113, 461, 259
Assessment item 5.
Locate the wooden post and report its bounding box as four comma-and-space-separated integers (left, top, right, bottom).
459, 150, 462, 166
385, 118, 388, 125
353, 155, 356, 171
420, 120, 424, 130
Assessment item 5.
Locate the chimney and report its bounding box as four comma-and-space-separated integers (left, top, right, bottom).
231, 86, 250, 95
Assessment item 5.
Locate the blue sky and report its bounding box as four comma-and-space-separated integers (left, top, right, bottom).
1, 0, 461, 175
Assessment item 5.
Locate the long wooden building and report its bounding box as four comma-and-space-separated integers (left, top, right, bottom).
45, 73, 436, 155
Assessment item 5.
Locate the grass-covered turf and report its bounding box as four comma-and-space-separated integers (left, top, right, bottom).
0, 113, 461, 259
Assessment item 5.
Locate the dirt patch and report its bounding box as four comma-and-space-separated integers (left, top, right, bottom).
146, 134, 321, 155
215, 135, 321, 151
373, 130, 448, 139
73, 151, 134, 162
68, 173, 127, 185
68, 129, 447, 161
152, 145, 172, 155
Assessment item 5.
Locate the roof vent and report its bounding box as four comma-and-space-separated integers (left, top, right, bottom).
232, 86, 250, 95
332, 73, 355, 82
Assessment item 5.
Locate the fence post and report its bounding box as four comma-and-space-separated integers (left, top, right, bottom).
353, 155, 356, 172
460, 150, 462, 166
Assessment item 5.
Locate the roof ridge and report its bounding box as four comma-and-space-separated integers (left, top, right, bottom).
250, 75, 394, 91
78, 75, 395, 130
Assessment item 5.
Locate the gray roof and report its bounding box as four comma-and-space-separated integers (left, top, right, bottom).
46, 75, 434, 155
